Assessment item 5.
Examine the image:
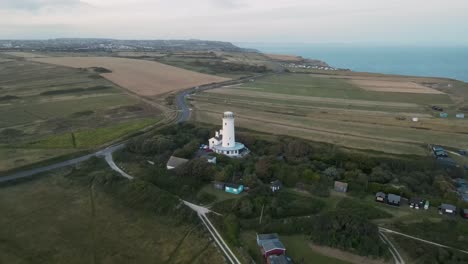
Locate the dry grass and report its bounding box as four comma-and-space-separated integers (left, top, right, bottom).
309, 244, 389, 264
350, 79, 445, 94
264, 53, 303, 62
2, 52, 47, 58
30, 57, 230, 96
208, 88, 421, 109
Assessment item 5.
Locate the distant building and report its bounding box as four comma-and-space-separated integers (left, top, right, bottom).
409, 198, 425, 210
456, 113, 465, 119
261, 241, 286, 258
387, 194, 401, 206
256, 233, 286, 258
271, 180, 282, 192
375, 192, 386, 203
166, 156, 189, 170
334, 181, 348, 193
213, 181, 225, 190
440, 112, 448, 118
225, 183, 244, 194
439, 203, 457, 215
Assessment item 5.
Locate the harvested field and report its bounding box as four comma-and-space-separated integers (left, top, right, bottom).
264, 53, 303, 62
192, 72, 468, 156
209, 88, 422, 109
350, 79, 445, 94
30, 57, 230, 96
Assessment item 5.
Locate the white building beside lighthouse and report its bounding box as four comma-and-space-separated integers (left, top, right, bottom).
208, 111, 247, 157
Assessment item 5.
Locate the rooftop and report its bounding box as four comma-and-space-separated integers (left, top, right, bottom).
166, 156, 189, 168
257, 233, 279, 241
388, 194, 401, 203
440, 203, 456, 211
262, 240, 286, 252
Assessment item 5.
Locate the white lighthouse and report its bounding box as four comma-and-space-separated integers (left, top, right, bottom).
208, 111, 247, 158
222, 111, 235, 148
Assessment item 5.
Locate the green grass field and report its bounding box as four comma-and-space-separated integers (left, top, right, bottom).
192, 72, 468, 155
0, 54, 162, 172
0, 168, 224, 264
240, 74, 453, 104
29, 118, 160, 149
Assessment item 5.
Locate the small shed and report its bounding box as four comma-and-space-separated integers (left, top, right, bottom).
375, 192, 386, 203
334, 181, 348, 193
456, 113, 465, 119
261, 240, 286, 258
213, 181, 225, 190
257, 233, 280, 246
439, 203, 457, 215
440, 112, 448, 118
387, 194, 401, 206
461, 209, 468, 219
225, 183, 244, 194
271, 180, 282, 192
166, 156, 189, 170
206, 156, 217, 164
409, 198, 425, 209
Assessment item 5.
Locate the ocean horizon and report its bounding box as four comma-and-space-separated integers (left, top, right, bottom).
236, 43, 468, 82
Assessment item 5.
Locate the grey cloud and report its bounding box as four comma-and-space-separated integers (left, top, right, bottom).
0, 0, 82, 11
210, 0, 247, 9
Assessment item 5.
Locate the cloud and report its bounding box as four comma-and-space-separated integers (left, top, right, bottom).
0, 0, 83, 11
0, 0, 467, 44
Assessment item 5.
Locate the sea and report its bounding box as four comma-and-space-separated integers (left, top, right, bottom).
235, 43, 468, 82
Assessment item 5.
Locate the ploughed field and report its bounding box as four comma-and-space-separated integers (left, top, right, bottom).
192, 73, 468, 155
29, 56, 230, 96
0, 54, 161, 172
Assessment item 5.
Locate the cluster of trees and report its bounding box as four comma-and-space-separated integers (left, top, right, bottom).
393, 236, 468, 264
310, 211, 389, 258
116, 124, 465, 260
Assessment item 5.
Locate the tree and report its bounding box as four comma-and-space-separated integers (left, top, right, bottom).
255, 158, 272, 181
285, 140, 310, 161
323, 167, 340, 180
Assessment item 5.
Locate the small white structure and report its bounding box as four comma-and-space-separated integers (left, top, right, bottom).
456, 113, 465, 119
206, 156, 217, 164
166, 156, 189, 170
412, 117, 419, 122
208, 111, 247, 157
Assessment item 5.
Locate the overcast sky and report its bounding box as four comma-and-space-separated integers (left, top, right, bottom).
0, 0, 467, 44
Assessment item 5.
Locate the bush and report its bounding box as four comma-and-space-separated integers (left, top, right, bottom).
310, 211, 388, 257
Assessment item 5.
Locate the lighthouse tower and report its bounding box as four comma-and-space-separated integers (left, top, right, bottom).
208, 111, 248, 158
222, 111, 235, 147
